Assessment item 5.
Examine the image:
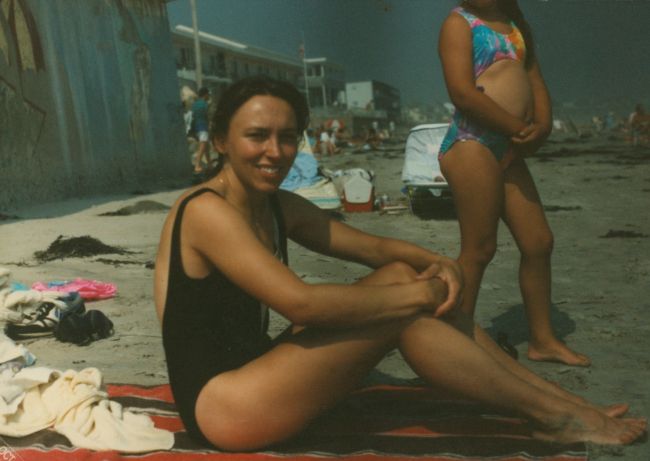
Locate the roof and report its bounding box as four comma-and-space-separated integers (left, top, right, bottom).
172, 25, 302, 68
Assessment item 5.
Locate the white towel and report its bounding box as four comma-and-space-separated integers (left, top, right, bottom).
0, 367, 174, 452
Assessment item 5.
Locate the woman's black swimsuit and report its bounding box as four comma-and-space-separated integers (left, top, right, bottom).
162, 188, 288, 444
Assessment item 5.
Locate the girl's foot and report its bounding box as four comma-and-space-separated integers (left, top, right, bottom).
527, 340, 591, 367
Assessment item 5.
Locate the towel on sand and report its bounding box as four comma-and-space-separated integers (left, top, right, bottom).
0, 367, 173, 453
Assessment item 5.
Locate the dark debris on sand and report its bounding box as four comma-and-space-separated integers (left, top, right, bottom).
599, 230, 649, 239
34, 235, 132, 261
0, 213, 20, 221
98, 200, 170, 216
544, 205, 583, 212
96, 258, 154, 269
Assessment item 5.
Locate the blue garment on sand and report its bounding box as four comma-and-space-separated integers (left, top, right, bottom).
280, 152, 321, 191
191, 99, 209, 132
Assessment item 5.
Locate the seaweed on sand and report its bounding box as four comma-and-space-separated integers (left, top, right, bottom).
34, 235, 132, 261
98, 200, 170, 216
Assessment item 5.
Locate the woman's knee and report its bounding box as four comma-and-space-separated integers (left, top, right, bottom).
365, 261, 418, 285
386, 260, 419, 279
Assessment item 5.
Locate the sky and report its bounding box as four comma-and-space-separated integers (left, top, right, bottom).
166, 0, 649, 116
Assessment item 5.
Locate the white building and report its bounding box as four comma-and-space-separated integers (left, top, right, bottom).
171, 26, 345, 109
345, 80, 401, 121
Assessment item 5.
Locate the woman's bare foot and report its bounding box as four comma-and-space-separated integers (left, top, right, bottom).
565, 392, 629, 418
534, 407, 646, 445
601, 403, 630, 418
527, 340, 591, 367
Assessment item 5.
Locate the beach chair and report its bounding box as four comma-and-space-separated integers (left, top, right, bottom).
401, 124, 454, 218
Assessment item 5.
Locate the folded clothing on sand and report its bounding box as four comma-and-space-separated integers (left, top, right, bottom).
31, 279, 117, 301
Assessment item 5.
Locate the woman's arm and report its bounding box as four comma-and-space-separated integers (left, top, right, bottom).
438, 13, 528, 137
184, 194, 448, 328
280, 191, 462, 315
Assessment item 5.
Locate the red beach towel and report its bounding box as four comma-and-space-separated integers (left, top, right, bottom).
3, 384, 587, 461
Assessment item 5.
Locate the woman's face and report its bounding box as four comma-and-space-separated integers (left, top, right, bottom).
216, 95, 299, 193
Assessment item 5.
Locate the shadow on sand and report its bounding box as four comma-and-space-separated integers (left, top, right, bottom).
483, 303, 578, 347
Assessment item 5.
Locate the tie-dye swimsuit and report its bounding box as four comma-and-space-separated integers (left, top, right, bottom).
439, 6, 527, 161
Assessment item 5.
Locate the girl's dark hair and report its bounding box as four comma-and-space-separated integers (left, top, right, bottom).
206, 76, 310, 176
498, 0, 535, 67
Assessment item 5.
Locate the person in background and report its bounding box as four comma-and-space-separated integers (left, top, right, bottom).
628, 104, 648, 146
192, 87, 211, 174
154, 75, 645, 451
437, 0, 589, 366
319, 128, 337, 155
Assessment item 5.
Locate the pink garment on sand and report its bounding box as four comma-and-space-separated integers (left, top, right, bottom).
31, 279, 117, 301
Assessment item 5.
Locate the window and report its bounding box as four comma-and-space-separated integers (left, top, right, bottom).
217, 52, 226, 75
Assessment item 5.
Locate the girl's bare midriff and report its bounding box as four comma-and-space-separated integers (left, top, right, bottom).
477, 59, 533, 122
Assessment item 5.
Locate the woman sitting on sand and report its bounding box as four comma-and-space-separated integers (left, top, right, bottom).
154, 76, 645, 451
437, 0, 589, 366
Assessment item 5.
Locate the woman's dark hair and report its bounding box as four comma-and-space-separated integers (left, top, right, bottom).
206, 75, 310, 176
498, 0, 535, 67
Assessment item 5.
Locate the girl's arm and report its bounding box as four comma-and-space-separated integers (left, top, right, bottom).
510, 60, 552, 155
184, 193, 448, 328
438, 13, 528, 137
280, 191, 462, 316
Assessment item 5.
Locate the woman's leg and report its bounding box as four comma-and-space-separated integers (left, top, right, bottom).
397, 315, 644, 445
468, 321, 627, 417
439, 141, 503, 317
195, 263, 643, 451
502, 157, 590, 366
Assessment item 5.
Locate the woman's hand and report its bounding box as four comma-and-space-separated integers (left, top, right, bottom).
511, 122, 551, 157
415, 257, 463, 317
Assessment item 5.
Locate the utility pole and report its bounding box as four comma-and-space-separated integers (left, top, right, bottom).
190, 0, 202, 88
300, 31, 310, 111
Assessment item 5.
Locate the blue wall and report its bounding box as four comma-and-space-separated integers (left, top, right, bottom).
0, 0, 187, 209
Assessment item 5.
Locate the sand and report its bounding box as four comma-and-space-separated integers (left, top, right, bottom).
0, 134, 648, 459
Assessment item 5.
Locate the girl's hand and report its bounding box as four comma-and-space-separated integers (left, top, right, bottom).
416, 258, 463, 317
511, 122, 551, 157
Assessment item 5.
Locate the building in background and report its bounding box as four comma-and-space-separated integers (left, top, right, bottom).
170, 25, 404, 135
344, 80, 401, 133
171, 25, 347, 113
303, 57, 345, 109
346, 80, 401, 121
0, 0, 186, 209
171, 25, 304, 103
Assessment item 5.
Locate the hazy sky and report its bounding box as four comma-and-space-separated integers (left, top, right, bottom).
167, 0, 649, 113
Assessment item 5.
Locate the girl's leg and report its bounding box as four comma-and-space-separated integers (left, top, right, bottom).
502, 157, 590, 366
439, 142, 504, 317
194, 263, 643, 451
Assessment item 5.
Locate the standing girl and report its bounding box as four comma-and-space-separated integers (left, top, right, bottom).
438, 0, 589, 366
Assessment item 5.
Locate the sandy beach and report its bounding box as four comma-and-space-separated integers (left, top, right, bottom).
0, 134, 648, 459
